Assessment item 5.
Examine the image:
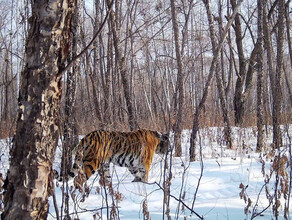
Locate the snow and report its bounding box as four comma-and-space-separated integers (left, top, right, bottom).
1, 126, 291, 219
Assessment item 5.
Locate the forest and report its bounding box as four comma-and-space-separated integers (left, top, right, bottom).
0, 0, 291, 219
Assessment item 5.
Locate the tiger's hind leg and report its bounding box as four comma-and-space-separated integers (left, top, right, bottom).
98, 163, 112, 186
74, 158, 96, 190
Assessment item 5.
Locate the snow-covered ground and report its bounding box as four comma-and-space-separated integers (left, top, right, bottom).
1, 126, 291, 219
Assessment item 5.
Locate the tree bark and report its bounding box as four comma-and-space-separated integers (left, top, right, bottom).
2, 0, 76, 219
272, 0, 285, 149
256, 0, 264, 152
170, 0, 184, 157
61, 1, 79, 217
104, 31, 113, 124
263, 0, 275, 124
231, 0, 246, 125
284, 3, 292, 109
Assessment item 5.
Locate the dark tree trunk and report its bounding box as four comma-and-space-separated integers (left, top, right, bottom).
89, 74, 103, 123
2, 0, 76, 219
231, 0, 246, 126
263, 0, 275, 124
256, 0, 264, 152
104, 31, 113, 124
215, 67, 233, 149
272, 0, 285, 149
170, 0, 184, 157
284, 4, 292, 109
61, 2, 79, 217
231, 0, 260, 126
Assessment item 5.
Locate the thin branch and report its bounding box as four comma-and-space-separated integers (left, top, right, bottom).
145, 181, 203, 219
52, 183, 60, 220
192, 131, 204, 210
251, 183, 272, 219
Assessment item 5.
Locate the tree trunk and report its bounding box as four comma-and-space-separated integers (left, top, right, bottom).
213, 1, 233, 149
2, 0, 76, 219
2, 50, 9, 123
231, 0, 246, 126
256, 0, 264, 152
61, 2, 79, 217
89, 74, 103, 123
263, 1, 275, 125
215, 67, 233, 149
190, 0, 242, 161
231, 0, 260, 126
170, 0, 184, 157
104, 31, 113, 124
272, 0, 284, 149
106, 0, 138, 131
284, 3, 292, 109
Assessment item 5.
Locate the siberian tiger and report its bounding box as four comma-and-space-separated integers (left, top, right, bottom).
61, 129, 169, 188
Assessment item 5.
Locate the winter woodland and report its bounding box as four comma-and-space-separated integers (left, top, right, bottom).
0, 0, 291, 219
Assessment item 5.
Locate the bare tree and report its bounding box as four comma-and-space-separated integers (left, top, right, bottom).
285, 0, 292, 109
212, 1, 233, 149
231, 0, 247, 126
60, 1, 81, 218
190, 0, 242, 161
231, 0, 260, 126
272, 0, 285, 149
256, 0, 264, 152
1, 0, 76, 219
170, 0, 184, 157
106, 0, 138, 131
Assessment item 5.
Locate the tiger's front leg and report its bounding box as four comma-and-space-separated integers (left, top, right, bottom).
128, 166, 148, 182
98, 163, 112, 186
74, 169, 87, 191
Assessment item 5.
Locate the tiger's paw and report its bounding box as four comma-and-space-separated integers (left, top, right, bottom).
53, 169, 62, 181
53, 170, 75, 182
99, 177, 112, 187
132, 177, 143, 182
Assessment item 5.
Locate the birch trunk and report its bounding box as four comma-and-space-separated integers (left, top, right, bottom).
2, 0, 76, 219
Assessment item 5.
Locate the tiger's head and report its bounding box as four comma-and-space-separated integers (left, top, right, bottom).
155, 132, 170, 154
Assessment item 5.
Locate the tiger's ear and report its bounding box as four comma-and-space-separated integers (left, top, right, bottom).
165, 133, 169, 139
157, 131, 167, 139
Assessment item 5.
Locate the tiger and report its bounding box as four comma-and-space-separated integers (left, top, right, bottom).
60, 129, 169, 188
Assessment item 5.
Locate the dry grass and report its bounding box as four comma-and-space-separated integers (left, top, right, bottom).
1, 111, 292, 139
